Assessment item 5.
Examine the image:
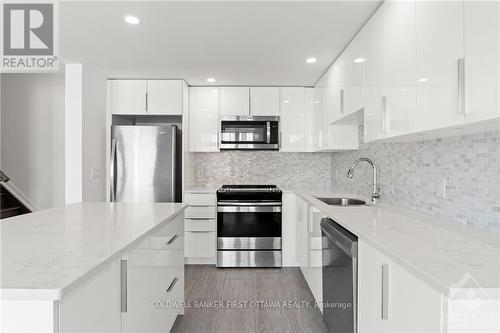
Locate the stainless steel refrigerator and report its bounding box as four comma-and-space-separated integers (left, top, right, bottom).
110, 125, 182, 203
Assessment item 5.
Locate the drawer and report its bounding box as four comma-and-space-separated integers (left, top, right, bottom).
185, 231, 216, 258
185, 193, 215, 206
185, 219, 215, 232
185, 206, 216, 219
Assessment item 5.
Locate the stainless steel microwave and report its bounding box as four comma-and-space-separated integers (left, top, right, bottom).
220, 116, 279, 150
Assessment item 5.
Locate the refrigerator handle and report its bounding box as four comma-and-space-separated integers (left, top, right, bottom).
110, 138, 117, 202
171, 126, 177, 202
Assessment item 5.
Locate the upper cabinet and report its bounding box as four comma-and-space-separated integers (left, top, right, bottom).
416, 0, 464, 132
364, 0, 416, 142
281, 87, 305, 152
147, 80, 183, 115
220, 87, 249, 116
110, 80, 147, 115
110, 79, 185, 115
189, 87, 220, 152
464, 1, 500, 123
250, 87, 281, 116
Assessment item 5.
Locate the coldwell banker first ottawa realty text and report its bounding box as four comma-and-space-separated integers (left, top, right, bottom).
1, 1, 59, 71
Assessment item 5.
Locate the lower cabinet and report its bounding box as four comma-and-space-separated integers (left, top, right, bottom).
358, 240, 443, 333
184, 191, 217, 264
122, 213, 184, 333
59, 213, 185, 333
308, 207, 325, 312
295, 196, 310, 282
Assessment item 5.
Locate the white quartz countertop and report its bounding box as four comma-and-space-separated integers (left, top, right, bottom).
291, 188, 500, 294
1, 202, 186, 300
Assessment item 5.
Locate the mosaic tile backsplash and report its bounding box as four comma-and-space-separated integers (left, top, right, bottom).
190, 151, 331, 189
331, 128, 500, 234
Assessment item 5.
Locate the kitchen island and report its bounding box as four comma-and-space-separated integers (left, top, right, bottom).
1, 202, 186, 332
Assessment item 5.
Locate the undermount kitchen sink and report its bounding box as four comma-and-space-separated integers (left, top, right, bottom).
315, 197, 366, 206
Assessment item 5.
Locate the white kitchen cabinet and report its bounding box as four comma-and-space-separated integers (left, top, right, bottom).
364, 0, 416, 141
250, 87, 281, 116
295, 196, 310, 283
282, 192, 297, 266
147, 80, 183, 115
416, 0, 464, 132
308, 207, 324, 312
189, 87, 220, 152
184, 191, 217, 264
358, 240, 443, 333
464, 1, 500, 124
281, 87, 305, 152
111, 80, 185, 115
343, 29, 366, 118
220, 87, 249, 116
111, 80, 147, 115
59, 259, 122, 332
122, 215, 184, 333
304, 87, 322, 152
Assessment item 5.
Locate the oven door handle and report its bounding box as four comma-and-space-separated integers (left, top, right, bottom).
217, 202, 282, 206
217, 206, 282, 213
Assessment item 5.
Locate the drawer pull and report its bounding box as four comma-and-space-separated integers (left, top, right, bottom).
120, 259, 127, 313
166, 234, 178, 245
166, 277, 178, 292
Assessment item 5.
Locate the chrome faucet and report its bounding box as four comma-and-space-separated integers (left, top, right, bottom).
347, 157, 380, 204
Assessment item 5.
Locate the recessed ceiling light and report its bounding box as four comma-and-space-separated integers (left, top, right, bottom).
306, 57, 317, 64
124, 15, 141, 25
206, 78, 216, 83
418, 78, 428, 82
353, 58, 366, 63
283, 100, 291, 104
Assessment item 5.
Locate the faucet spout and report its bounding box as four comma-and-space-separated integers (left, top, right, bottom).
346, 157, 380, 204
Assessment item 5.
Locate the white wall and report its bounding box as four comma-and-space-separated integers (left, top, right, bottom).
0, 73, 66, 209
65, 64, 107, 203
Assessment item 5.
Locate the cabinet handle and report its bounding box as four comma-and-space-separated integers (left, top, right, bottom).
166, 234, 178, 245
381, 96, 389, 133
166, 277, 179, 292
145, 92, 148, 112
457, 58, 465, 115
381, 264, 389, 320
340, 89, 344, 114
121, 259, 127, 313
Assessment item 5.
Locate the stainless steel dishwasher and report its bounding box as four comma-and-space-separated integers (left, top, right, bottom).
321, 218, 358, 333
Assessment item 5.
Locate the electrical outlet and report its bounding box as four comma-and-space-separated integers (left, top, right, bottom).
90, 167, 99, 180
437, 178, 447, 199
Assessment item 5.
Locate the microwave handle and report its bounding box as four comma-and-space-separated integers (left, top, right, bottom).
266, 122, 271, 144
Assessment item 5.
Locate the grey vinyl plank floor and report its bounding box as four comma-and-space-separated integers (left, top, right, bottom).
171, 265, 328, 333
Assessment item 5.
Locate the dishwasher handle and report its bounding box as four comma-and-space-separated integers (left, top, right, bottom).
321, 218, 358, 258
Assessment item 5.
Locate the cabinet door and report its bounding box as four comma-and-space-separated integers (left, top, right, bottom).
364, 5, 387, 142
343, 29, 366, 117
60, 259, 122, 332
416, 0, 464, 132
308, 207, 324, 311
358, 240, 389, 333
465, 1, 500, 123
189, 87, 219, 152
282, 192, 297, 266
304, 88, 321, 152
147, 80, 183, 115
110, 80, 147, 115
185, 231, 216, 257
250, 87, 281, 116
295, 197, 309, 282
384, 0, 417, 138
281, 87, 305, 151
220, 87, 249, 116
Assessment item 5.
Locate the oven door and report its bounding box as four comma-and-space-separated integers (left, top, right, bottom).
217, 204, 282, 250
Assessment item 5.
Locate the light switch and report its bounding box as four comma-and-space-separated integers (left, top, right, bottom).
90, 167, 99, 180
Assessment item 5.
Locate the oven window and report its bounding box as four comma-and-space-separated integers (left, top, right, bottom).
217, 211, 281, 237
221, 122, 268, 143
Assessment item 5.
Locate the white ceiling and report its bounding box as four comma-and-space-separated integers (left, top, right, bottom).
60, 1, 381, 86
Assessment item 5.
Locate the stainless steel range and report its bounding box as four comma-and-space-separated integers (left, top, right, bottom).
216, 185, 282, 267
